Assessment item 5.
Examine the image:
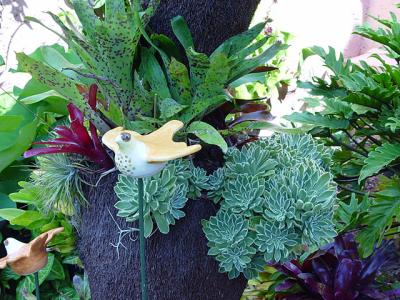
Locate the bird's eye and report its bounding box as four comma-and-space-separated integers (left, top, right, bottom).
121, 132, 131, 142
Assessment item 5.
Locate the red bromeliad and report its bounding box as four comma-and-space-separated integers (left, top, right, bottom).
24, 85, 113, 169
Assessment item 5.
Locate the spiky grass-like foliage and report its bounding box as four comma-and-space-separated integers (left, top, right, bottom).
31, 154, 87, 215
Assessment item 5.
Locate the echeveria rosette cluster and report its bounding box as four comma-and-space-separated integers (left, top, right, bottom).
272, 233, 400, 300
202, 211, 259, 279
115, 159, 202, 237
202, 133, 337, 279
221, 175, 265, 216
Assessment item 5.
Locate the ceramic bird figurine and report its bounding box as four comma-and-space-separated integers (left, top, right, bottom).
0, 227, 64, 275
102, 120, 201, 177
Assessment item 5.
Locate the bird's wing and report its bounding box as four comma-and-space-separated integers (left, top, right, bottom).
140, 120, 184, 143
29, 233, 48, 255
135, 120, 201, 162
44, 227, 64, 245
146, 143, 202, 162
0, 256, 7, 269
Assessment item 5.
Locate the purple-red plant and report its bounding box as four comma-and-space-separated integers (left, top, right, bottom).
24, 85, 113, 169
273, 233, 400, 300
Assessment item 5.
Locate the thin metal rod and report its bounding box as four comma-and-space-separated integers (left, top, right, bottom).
138, 178, 148, 300
34, 272, 40, 300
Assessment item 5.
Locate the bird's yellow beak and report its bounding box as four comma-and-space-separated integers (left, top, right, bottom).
102, 127, 124, 153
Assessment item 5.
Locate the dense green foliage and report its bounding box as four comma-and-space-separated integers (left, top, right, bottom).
202, 134, 337, 279
23, 0, 285, 153
0, 157, 86, 299
4, 0, 400, 299
283, 9, 400, 258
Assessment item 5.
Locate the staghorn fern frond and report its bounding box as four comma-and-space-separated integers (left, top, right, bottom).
202, 133, 337, 279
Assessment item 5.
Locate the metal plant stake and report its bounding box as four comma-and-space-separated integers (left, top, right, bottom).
34, 272, 40, 300
137, 178, 147, 300
102, 120, 202, 299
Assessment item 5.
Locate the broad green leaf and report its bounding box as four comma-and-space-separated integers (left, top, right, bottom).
0, 117, 39, 172
0, 193, 16, 221
152, 34, 184, 62
188, 121, 228, 153
335, 194, 370, 232
0, 92, 39, 165
9, 181, 40, 205
311, 46, 352, 77
322, 97, 353, 118
47, 257, 65, 280
53, 287, 80, 300
42, 47, 88, 83
285, 112, 350, 129
212, 22, 265, 58
186, 48, 210, 91
182, 52, 230, 122
62, 256, 83, 268
19, 90, 65, 104
168, 58, 191, 105
41, 46, 84, 74
229, 43, 287, 83
159, 98, 187, 119
100, 100, 125, 126
0, 267, 20, 283
0, 193, 16, 208
140, 48, 171, 99
171, 16, 194, 50
125, 120, 156, 134
230, 72, 267, 88
359, 143, 400, 182
105, 0, 126, 23
230, 121, 311, 135
10, 210, 45, 228
0, 208, 25, 221
0, 115, 23, 132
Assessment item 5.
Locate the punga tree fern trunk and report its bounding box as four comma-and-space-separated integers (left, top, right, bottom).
78, 1, 261, 299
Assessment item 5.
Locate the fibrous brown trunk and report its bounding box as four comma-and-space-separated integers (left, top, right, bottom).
79, 173, 246, 299
78, 1, 261, 299
147, 0, 261, 55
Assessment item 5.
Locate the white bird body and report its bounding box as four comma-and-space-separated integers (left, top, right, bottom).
114, 136, 167, 177
102, 120, 201, 178
4, 238, 26, 256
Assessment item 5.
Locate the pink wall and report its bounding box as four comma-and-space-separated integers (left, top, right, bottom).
346, 0, 399, 58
